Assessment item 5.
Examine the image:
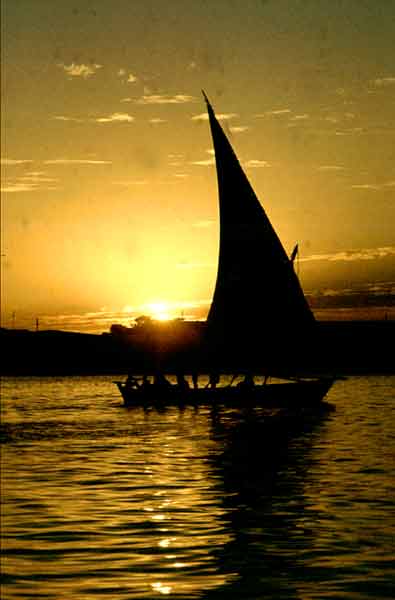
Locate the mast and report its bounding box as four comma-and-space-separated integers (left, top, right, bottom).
203, 92, 315, 371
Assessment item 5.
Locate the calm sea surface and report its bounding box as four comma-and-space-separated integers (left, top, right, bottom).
1, 375, 394, 599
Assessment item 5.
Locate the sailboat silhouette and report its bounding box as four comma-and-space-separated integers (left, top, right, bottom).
115, 93, 334, 407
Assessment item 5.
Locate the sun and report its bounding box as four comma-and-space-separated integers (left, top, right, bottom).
146, 301, 172, 321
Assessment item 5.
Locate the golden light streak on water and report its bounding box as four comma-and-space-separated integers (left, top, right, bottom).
1, 375, 394, 599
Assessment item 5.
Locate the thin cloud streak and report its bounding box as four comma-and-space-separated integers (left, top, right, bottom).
1, 158, 34, 165
168, 154, 184, 167
44, 159, 112, 165
118, 69, 138, 83
2, 171, 59, 193
1, 182, 59, 193
244, 159, 270, 168
136, 94, 195, 105
317, 165, 346, 172
53, 113, 135, 124
303, 246, 395, 263
290, 114, 309, 121
58, 63, 102, 78
255, 109, 292, 117
190, 158, 215, 166
229, 126, 249, 133
95, 113, 134, 123
372, 76, 395, 87
192, 112, 238, 121
351, 181, 395, 191
53, 116, 85, 122
19, 175, 58, 183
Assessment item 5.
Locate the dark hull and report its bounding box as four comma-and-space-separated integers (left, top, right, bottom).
114, 377, 334, 409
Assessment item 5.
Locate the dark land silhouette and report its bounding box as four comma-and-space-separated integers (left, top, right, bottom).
1, 318, 394, 376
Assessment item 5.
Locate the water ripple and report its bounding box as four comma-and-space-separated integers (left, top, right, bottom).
1, 375, 394, 599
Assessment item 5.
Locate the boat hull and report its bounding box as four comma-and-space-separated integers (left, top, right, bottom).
114, 378, 334, 409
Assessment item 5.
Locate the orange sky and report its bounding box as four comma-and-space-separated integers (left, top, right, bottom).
1, 1, 394, 331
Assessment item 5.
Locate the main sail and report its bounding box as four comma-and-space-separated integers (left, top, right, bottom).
204, 93, 315, 372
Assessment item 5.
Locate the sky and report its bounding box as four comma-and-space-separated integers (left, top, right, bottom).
1, 0, 394, 332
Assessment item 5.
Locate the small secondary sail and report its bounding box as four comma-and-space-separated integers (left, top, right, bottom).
203, 92, 315, 370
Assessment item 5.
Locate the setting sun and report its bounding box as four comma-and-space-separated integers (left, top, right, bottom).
146, 302, 172, 321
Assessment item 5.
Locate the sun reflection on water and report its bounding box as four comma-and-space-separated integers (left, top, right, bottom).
151, 581, 172, 595
1, 375, 394, 599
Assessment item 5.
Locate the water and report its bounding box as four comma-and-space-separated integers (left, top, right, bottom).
1, 375, 394, 599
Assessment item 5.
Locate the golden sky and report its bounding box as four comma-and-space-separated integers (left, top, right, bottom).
1, 1, 394, 331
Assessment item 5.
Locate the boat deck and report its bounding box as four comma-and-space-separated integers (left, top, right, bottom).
114, 377, 334, 409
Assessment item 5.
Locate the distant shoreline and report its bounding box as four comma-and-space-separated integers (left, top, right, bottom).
1, 303, 393, 336
1, 320, 394, 376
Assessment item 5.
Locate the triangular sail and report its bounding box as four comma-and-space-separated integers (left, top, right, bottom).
203, 93, 315, 371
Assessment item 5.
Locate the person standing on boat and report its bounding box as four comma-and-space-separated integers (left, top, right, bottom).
209, 372, 220, 388
192, 372, 199, 389
153, 373, 172, 388
176, 374, 190, 390
237, 373, 254, 388
141, 374, 151, 389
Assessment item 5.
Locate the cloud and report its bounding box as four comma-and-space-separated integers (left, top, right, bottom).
229, 126, 249, 133
168, 154, 184, 167
244, 159, 270, 168
324, 116, 339, 124
303, 246, 395, 263
24, 171, 47, 177
118, 69, 138, 83
255, 109, 292, 117
317, 165, 346, 172
290, 114, 309, 121
1, 158, 33, 165
53, 115, 84, 122
148, 118, 167, 124
1, 181, 59, 193
19, 174, 58, 183
192, 112, 238, 121
351, 181, 395, 191
1, 183, 39, 193
44, 159, 111, 165
137, 94, 195, 105
1, 170, 60, 193
312, 126, 366, 137
351, 183, 381, 191
95, 112, 134, 123
190, 158, 215, 166
372, 76, 395, 87
59, 62, 102, 78
53, 113, 135, 124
